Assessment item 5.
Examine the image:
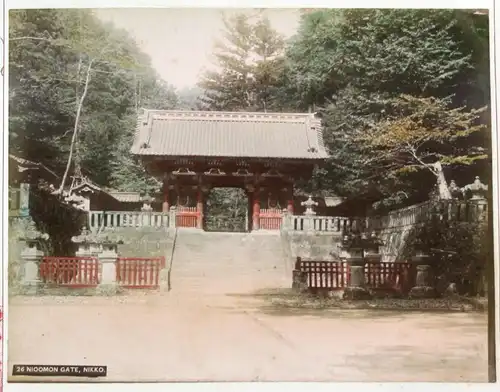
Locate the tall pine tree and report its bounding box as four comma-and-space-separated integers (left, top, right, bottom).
198, 12, 285, 112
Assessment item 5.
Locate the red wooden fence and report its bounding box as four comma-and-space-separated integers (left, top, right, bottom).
176, 206, 198, 228
298, 260, 348, 290
116, 257, 165, 289
365, 262, 414, 292
40, 257, 100, 287
295, 259, 415, 293
259, 208, 282, 230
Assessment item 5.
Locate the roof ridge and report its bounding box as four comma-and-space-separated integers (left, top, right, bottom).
152, 116, 307, 124
140, 109, 314, 116
140, 109, 316, 123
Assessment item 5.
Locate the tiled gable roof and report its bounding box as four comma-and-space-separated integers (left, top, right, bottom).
131, 110, 329, 160
108, 191, 142, 203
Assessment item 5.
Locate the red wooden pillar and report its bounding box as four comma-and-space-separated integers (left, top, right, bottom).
196, 187, 204, 229
287, 186, 294, 214
162, 178, 169, 213
252, 188, 261, 230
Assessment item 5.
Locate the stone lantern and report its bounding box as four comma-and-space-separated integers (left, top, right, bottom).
95, 229, 124, 255
72, 226, 100, 257
363, 232, 383, 263
448, 180, 463, 200
18, 219, 49, 294
140, 193, 155, 226
141, 193, 154, 212
463, 176, 488, 200
301, 195, 319, 232
462, 176, 488, 221
95, 229, 124, 294
339, 231, 371, 300
409, 249, 435, 298
301, 195, 318, 216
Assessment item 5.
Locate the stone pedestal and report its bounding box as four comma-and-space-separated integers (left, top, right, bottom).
89, 243, 102, 257
20, 245, 44, 295
168, 206, 177, 229
292, 270, 308, 292
75, 244, 91, 258
281, 209, 291, 231
409, 252, 435, 298
141, 212, 152, 227
97, 243, 119, 295
343, 248, 371, 300
303, 216, 315, 232
18, 219, 49, 295
292, 258, 308, 291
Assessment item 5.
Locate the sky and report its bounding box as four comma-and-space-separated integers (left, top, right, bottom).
95, 8, 301, 90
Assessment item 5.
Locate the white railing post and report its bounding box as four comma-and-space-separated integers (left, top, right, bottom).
97, 242, 119, 294
169, 206, 177, 229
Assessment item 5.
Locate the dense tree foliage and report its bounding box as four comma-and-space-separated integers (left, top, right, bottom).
9, 9, 178, 192
9, 9, 490, 210
279, 9, 490, 209
198, 12, 285, 112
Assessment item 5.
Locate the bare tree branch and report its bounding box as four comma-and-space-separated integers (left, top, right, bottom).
406, 142, 437, 177
55, 58, 95, 195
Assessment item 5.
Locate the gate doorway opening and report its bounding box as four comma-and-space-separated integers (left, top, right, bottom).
204, 188, 249, 232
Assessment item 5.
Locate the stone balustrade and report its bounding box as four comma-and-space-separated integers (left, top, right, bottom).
284, 215, 366, 233
89, 211, 169, 229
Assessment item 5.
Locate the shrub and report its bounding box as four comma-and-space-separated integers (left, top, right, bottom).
402, 211, 489, 296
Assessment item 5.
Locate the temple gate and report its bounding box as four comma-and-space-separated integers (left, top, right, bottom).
130, 110, 328, 231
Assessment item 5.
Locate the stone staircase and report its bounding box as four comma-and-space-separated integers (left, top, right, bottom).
116, 227, 175, 259
169, 230, 289, 294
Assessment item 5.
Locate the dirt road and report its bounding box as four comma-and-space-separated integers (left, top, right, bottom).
7, 292, 488, 382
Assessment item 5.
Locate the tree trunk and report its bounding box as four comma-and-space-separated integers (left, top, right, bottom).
56, 59, 94, 195
433, 161, 452, 200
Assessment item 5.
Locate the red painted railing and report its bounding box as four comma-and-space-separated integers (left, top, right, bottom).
298, 260, 348, 290
365, 262, 414, 292
259, 208, 282, 230
176, 206, 199, 228
40, 257, 100, 287
295, 259, 415, 293
116, 257, 165, 288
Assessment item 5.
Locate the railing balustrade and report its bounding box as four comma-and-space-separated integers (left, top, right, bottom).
288, 215, 366, 233
89, 211, 169, 229
88, 200, 486, 232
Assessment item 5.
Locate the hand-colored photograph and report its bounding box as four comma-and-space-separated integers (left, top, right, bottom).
5, 5, 495, 383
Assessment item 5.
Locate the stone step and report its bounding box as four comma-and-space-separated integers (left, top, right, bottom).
170, 231, 288, 292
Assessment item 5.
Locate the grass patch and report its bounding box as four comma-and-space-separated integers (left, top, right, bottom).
11, 285, 127, 297
248, 288, 487, 313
